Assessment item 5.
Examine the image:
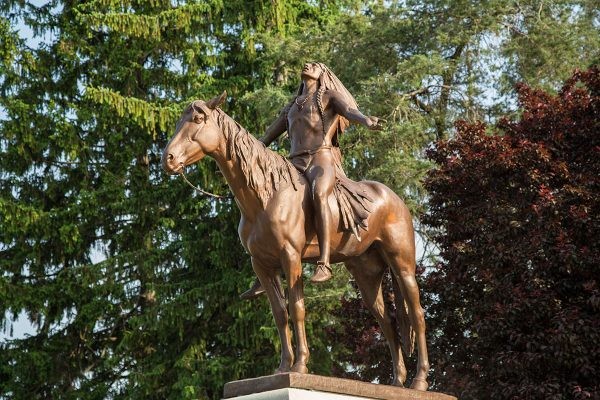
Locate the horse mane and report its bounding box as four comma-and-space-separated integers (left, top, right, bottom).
214, 108, 299, 208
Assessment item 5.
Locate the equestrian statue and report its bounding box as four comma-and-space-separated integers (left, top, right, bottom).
162, 62, 430, 390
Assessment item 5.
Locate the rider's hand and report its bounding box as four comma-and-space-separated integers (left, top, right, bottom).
367, 116, 384, 130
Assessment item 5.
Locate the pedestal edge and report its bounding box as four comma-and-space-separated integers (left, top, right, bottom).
223, 373, 456, 400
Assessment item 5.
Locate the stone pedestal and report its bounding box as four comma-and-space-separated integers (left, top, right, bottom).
223, 373, 457, 400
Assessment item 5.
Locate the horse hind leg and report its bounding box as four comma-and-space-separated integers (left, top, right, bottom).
379, 234, 430, 391
345, 252, 407, 387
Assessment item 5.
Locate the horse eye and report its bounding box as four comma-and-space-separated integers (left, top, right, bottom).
193, 113, 204, 124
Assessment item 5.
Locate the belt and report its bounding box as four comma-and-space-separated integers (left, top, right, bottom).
288, 145, 333, 159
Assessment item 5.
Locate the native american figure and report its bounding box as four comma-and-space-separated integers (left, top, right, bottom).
241, 62, 382, 299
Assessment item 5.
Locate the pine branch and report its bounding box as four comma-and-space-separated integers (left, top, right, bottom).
75, 3, 213, 39
84, 86, 181, 136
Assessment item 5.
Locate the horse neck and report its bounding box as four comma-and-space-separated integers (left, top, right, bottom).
210, 110, 265, 219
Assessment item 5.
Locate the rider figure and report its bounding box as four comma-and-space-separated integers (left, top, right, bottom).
241, 62, 381, 300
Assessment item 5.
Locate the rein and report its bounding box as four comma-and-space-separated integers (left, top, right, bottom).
180, 165, 231, 200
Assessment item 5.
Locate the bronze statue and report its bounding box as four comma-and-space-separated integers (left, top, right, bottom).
162, 65, 430, 390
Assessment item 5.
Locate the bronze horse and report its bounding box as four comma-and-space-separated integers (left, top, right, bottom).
161, 92, 430, 390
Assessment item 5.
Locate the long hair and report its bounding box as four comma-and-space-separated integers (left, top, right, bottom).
296, 63, 358, 139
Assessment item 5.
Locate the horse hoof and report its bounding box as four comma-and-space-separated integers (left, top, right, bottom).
410, 378, 429, 391
291, 363, 308, 374
274, 363, 291, 374
391, 378, 404, 387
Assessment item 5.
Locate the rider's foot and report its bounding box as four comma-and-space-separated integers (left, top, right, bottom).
240, 278, 265, 300
310, 261, 332, 283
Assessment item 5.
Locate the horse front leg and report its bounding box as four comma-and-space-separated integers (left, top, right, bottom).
251, 257, 293, 373
281, 245, 309, 374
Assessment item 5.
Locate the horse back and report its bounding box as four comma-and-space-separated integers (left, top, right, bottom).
240, 175, 411, 264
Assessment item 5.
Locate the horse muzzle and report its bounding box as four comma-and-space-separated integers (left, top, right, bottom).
162, 151, 185, 175
162, 147, 206, 175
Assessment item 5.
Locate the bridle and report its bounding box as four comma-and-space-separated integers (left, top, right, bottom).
179, 163, 231, 200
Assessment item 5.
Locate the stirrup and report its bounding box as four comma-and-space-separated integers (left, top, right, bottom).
310, 261, 332, 283
240, 278, 265, 300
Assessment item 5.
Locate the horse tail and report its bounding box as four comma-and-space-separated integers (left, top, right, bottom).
391, 272, 415, 356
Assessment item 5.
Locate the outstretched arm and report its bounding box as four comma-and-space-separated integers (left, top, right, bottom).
329, 91, 382, 130
260, 105, 289, 146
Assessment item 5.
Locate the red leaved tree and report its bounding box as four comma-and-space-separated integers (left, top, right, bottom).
423, 67, 599, 399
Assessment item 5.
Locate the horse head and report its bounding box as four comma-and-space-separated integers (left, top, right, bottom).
162, 91, 227, 175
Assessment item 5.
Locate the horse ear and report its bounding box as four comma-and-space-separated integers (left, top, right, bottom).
206, 90, 227, 110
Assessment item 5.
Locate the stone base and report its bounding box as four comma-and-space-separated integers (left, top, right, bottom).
223, 373, 456, 400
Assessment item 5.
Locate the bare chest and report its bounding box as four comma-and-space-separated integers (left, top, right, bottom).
287, 99, 322, 136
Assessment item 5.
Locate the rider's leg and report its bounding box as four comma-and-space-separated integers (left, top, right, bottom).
305, 150, 336, 283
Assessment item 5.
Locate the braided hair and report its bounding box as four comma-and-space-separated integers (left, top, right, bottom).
316, 85, 327, 137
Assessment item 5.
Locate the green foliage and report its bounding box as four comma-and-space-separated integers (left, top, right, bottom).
500, 0, 599, 91
84, 86, 180, 135
76, 3, 215, 39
